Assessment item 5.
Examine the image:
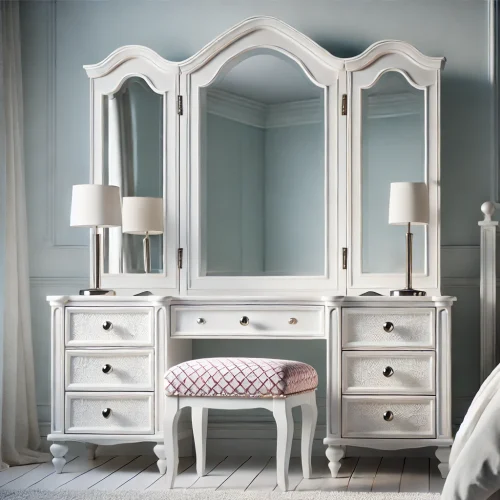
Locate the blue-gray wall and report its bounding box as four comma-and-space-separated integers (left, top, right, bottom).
21, 0, 490, 435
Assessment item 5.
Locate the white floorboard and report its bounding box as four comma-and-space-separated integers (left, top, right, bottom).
0, 453, 444, 493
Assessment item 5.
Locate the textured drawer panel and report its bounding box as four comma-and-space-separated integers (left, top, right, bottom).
342, 351, 435, 395
65, 393, 154, 434
66, 307, 154, 346
342, 395, 435, 438
342, 308, 435, 349
65, 349, 154, 391
171, 305, 324, 337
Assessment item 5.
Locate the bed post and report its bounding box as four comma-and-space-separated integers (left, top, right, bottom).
479, 201, 498, 382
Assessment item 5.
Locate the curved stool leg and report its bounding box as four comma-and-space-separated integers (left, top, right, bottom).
301, 392, 318, 479
164, 396, 181, 488
192, 407, 208, 477
273, 398, 294, 492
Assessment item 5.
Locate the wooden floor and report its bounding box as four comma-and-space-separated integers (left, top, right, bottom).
0, 455, 445, 493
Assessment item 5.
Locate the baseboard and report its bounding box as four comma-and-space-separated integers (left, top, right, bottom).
40, 420, 441, 458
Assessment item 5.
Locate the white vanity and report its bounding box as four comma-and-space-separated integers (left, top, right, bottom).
48, 17, 454, 478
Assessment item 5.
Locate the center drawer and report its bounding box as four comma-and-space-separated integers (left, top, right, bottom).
342, 351, 435, 395
65, 349, 154, 391
171, 305, 324, 338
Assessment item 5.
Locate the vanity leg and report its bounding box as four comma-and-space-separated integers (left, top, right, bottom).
435, 446, 451, 478
50, 443, 69, 474
326, 445, 345, 477
153, 443, 167, 476
86, 443, 98, 460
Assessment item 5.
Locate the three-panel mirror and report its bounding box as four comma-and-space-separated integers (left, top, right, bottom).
199, 49, 326, 277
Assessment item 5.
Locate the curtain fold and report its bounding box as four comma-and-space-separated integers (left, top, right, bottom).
0, 0, 50, 469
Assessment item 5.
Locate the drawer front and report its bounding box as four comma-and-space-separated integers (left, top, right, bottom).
342, 351, 435, 395
65, 393, 154, 434
171, 305, 324, 337
342, 308, 435, 349
342, 396, 435, 438
66, 307, 154, 346
65, 349, 154, 391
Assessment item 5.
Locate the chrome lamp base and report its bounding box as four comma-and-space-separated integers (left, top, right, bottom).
79, 288, 116, 296
390, 289, 426, 297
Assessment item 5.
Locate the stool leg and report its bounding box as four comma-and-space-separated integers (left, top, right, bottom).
164, 396, 181, 488
192, 407, 208, 477
273, 399, 293, 492
301, 392, 317, 479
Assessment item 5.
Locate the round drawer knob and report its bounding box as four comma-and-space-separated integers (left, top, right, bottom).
102, 364, 113, 374
288, 318, 298, 325
383, 411, 394, 422
383, 366, 394, 378
383, 322, 394, 333
240, 316, 250, 326
102, 321, 113, 331
102, 408, 111, 419
197, 318, 206, 325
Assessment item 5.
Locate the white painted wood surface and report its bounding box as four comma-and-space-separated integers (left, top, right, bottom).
0, 454, 444, 493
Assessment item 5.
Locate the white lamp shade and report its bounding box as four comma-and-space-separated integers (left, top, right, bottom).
122, 197, 164, 235
389, 182, 429, 225
70, 184, 122, 228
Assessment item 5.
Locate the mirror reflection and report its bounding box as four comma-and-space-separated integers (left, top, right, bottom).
102, 77, 164, 274
201, 50, 325, 277
361, 71, 425, 274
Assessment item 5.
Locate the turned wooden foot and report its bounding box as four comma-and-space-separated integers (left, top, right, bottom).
50, 443, 69, 474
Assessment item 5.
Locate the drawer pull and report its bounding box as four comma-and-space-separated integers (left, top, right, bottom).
288, 318, 298, 325
102, 321, 113, 331
196, 318, 206, 325
383, 322, 394, 333
240, 316, 250, 326
383, 366, 394, 378
102, 408, 112, 419
102, 364, 113, 374
383, 411, 394, 422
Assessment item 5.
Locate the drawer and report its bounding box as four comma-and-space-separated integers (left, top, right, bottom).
66, 307, 154, 347
65, 392, 154, 434
342, 395, 435, 438
342, 351, 435, 395
65, 349, 154, 391
342, 308, 435, 349
171, 305, 324, 338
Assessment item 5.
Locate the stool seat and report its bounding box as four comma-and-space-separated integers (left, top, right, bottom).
164, 357, 318, 398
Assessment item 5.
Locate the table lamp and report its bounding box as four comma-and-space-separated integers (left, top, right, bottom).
388, 182, 429, 297
70, 184, 122, 295
122, 197, 163, 273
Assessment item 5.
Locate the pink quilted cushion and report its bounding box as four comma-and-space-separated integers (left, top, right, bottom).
165, 357, 318, 398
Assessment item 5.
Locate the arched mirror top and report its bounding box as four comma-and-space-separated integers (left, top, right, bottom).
84, 45, 178, 79
345, 40, 445, 73
179, 16, 343, 84
363, 68, 427, 92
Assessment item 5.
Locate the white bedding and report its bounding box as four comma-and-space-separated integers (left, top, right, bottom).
441, 363, 500, 499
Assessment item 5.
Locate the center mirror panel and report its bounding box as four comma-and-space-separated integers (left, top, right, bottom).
199, 50, 325, 277
102, 76, 164, 275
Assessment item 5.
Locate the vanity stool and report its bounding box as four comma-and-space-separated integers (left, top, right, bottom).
161, 357, 318, 491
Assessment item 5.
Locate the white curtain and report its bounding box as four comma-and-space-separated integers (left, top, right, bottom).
0, 1, 50, 469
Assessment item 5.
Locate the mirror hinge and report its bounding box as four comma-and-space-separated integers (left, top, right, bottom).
341, 94, 347, 116
342, 247, 348, 270
177, 248, 183, 269
177, 95, 183, 115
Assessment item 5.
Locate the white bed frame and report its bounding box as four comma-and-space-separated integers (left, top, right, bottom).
480, 201, 499, 382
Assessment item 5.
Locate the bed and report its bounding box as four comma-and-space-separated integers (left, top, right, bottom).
441, 201, 500, 499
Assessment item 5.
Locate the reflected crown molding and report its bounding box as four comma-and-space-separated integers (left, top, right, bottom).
206, 89, 322, 129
